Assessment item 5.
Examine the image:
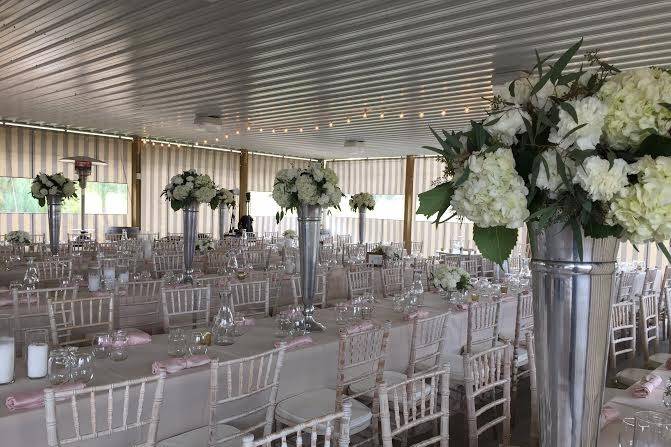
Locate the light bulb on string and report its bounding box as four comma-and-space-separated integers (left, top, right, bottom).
399, 113, 404, 119
419, 112, 424, 118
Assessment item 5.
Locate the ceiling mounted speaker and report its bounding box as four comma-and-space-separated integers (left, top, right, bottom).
193, 113, 223, 131
344, 139, 365, 148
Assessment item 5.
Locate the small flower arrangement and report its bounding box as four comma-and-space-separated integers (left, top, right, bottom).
272, 162, 344, 222
283, 229, 297, 239
417, 38, 671, 264
349, 192, 376, 212
370, 244, 403, 261
432, 265, 471, 292
195, 236, 214, 252
161, 169, 218, 211
212, 188, 236, 209
31, 172, 77, 206
5, 230, 31, 245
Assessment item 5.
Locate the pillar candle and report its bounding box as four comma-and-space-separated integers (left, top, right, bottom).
0, 337, 15, 384
27, 343, 48, 379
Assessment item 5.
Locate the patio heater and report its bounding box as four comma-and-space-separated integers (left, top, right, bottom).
60, 155, 107, 240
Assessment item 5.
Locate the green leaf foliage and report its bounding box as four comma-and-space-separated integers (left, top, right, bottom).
416, 182, 454, 224
473, 226, 518, 266
657, 242, 671, 264
636, 134, 671, 158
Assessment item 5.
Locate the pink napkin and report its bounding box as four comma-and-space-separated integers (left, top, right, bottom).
345, 320, 375, 334
101, 329, 151, 347
631, 374, 663, 398
665, 358, 671, 370
5, 382, 85, 411
598, 405, 620, 429
403, 310, 429, 321
151, 355, 210, 375
275, 336, 313, 351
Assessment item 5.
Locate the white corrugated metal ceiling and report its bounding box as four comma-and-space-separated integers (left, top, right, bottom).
0, 0, 669, 158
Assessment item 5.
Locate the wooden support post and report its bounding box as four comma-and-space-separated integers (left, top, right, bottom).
403, 155, 415, 253
239, 149, 249, 217
131, 136, 142, 229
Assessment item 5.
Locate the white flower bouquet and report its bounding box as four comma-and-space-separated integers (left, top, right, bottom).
283, 229, 297, 239
432, 265, 470, 292
370, 244, 403, 261
212, 188, 236, 209
195, 236, 214, 252
5, 230, 31, 246
418, 39, 671, 264
272, 162, 344, 222
349, 192, 376, 212
31, 172, 77, 206
161, 169, 218, 211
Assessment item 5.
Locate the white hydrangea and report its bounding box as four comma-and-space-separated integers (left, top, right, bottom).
193, 186, 216, 203
485, 109, 530, 145
272, 164, 342, 214
283, 229, 297, 239
451, 148, 530, 229
598, 67, 671, 149
573, 156, 630, 202
52, 173, 66, 185
62, 181, 76, 197
432, 265, 470, 292
609, 156, 671, 242
295, 175, 319, 205
272, 182, 292, 208
171, 175, 183, 185
38, 173, 49, 185
349, 192, 376, 211
535, 149, 574, 198
548, 97, 608, 150
30, 182, 43, 197
217, 188, 235, 206
172, 184, 191, 201
194, 174, 212, 187
5, 230, 31, 245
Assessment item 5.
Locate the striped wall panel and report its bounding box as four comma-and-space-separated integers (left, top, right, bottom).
248, 154, 309, 192
327, 158, 406, 195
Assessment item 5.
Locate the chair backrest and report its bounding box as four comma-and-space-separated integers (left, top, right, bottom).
343, 243, 366, 260
337, 234, 352, 246
410, 241, 423, 256
463, 344, 512, 447
479, 258, 495, 277
206, 251, 232, 274
407, 313, 449, 378
506, 256, 524, 274
160, 286, 211, 331
466, 301, 501, 354
207, 345, 286, 446
639, 291, 659, 361
381, 267, 404, 297
152, 239, 182, 255
243, 249, 270, 270
290, 274, 327, 308
242, 401, 351, 447
609, 300, 637, 367
526, 333, 538, 447
642, 268, 658, 294
152, 254, 183, 277
44, 371, 166, 447
12, 286, 78, 353
117, 280, 163, 333
68, 239, 98, 256
616, 271, 638, 302
459, 259, 479, 277
35, 259, 72, 281
229, 280, 270, 317
346, 269, 374, 299
48, 294, 114, 346
378, 367, 450, 447
512, 292, 534, 349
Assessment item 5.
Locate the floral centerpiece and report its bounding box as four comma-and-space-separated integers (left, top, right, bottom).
283, 229, 297, 239
349, 192, 376, 212
212, 188, 236, 209
417, 38, 671, 264
370, 244, 403, 261
432, 265, 470, 292
161, 169, 218, 211
195, 236, 214, 252
5, 230, 31, 246
30, 172, 77, 206
272, 162, 344, 222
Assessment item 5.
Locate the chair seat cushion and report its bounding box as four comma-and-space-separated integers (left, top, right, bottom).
348, 370, 432, 402
615, 368, 652, 387
275, 388, 371, 435
158, 424, 240, 447
649, 353, 671, 364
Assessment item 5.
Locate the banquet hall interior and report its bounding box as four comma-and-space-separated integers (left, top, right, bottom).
1, 1, 670, 446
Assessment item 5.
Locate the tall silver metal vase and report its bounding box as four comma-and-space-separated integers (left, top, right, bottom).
47, 195, 63, 255
298, 204, 325, 332
218, 206, 230, 240
358, 208, 366, 243
181, 202, 199, 284
530, 222, 619, 447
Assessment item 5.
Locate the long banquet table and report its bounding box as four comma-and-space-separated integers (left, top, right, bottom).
0, 291, 517, 446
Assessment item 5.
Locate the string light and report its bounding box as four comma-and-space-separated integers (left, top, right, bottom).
259, 128, 263, 132
299, 128, 303, 133
236, 130, 240, 135
362, 111, 368, 119
284, 128, 288, 133
246, 126, 251, 131
419, 112, 424, 118
346, 118, 351, 124
224, 134, 229, 139
441, 110, 447, 117
272, 129, 276, 134
314, 125, 319, 130
328, 122, 333, 128
399, 113, 404, 119
464, 106, 470, 113
215, 137, 219, 142
379, 112, 384, 119
203, 140, 207, 144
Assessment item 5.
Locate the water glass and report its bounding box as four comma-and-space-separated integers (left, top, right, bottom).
622, 410, 671, 446
92, 332, 111, 359
275, 312, 292, 337
48, 348, 72, 385
109, 330, 128, 361
188, 331, 208, 355
71, 352, 94, 383
168, 328, 188, 357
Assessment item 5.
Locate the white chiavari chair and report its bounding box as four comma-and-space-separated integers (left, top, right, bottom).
407, 313, 450, 378
263, 231, 279, 239
615, 270, 637, 302
153, 239, 182, 255
639, 292, 664, 364
506, 256, 524, 274
35, 259, 72, 282
68, 239, 98, 257
165, 233, 183, 241
206, 251, 233, 274
244, 401, 351, 447
438, 254, 459, 267
337, 234, 352, 247
343, 243, 366, 262
410, 241, 424, 256
463, 344, 512, 447
243, 248, 270, 270
347, 269, 374, 300
660, 266, 671, 340
229, 280, 271, 317
663, 284, 671, 343
197, 232, 213, 240
466, 301, 502, 355
378, 367, 450, 447
381, 267, 404, 297
479, 259, 495, 278
247, 270, 285, 314
47, 294, 114, 346
12, 286, 78, 354
320, 245, 339, 265
160, 286, 211, 331
609, 301, 637, 368
290, 273, 327, 309
117, 280, 163, 333
525, 333, 538, 447
98, 242, 120, 256
641, 268, 659, 295
195, 275, 229, 315
459, 259, 479, 277
505, 292, 534, 421
159, 346, 287, 447
276, 322, 392, 447
45, 372, 166, 447
152, 254, 183, 278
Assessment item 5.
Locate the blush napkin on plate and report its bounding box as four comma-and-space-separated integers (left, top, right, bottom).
403, 310, 429, 321
101, 328, 152, 347
151, 355, 211, 374
274, 336, 313, 351
5, 382, 85, 411
631, 374, 663, 398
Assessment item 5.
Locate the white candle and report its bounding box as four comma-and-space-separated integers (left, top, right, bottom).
0, 336, 15, 384
118, 272, 129, 284
27, 343, 48, 379
103, 267, 115, 281
88, 274, 100, 292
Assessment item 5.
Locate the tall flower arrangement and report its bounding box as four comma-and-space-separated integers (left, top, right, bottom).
212, 188, 236, 209
349, 192, 376, 211
417, 39, 671, 264
161, 169, 218, 211
30, 172, 77, 206
272, 162, 344, 222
